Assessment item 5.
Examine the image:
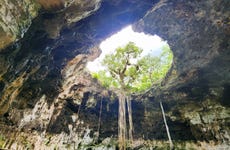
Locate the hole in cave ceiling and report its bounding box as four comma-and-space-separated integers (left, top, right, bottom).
86, 25, 173, 90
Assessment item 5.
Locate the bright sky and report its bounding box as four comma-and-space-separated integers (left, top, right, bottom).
87, 25, 167, 72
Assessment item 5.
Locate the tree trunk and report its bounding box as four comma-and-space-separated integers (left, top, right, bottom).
160, 101, 173, 149
126, 96, 133, 143
118, 94, 127, 150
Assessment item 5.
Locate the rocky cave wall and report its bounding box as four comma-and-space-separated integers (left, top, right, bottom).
133, 0, 230, 143
0, 0, 229, 149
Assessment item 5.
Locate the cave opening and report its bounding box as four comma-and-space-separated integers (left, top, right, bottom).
84, 25, 174, 148
86, 25, 173, 86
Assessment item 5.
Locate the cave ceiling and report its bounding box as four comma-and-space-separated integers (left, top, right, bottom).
0, 0, 229, 148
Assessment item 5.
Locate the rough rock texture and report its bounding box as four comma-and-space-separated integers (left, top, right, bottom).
169, 99, 230, 142
0, 0, 229, 149
134, 0, 230, 91
0, 0, 103, 116
0, 0, 102, 50
0, 0, 40, 50
41, 0, 102, 39
133, 0, 230, 145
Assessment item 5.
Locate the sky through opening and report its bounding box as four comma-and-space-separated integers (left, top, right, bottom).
87, 25, 167, 72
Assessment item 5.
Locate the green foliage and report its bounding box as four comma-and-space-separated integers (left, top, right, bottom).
92, 71, 119, 88
91, 42, 173, 93
0, 134, 5, 148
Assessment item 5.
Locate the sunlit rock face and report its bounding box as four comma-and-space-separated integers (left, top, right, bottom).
0, 0, 229, 149
40, 0, 102, 39
0, 0, 40, 50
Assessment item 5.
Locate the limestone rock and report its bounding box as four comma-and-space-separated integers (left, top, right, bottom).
42, 0, 102, 39
134, 0, 230, 91
0, 0, 40, 50
0, 0, 229, 149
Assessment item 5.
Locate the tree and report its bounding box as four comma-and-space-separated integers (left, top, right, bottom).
91, 42, 173, 149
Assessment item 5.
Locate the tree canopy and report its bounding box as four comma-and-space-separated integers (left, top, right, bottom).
91, 42, 173, 93
89, 41, 173, 149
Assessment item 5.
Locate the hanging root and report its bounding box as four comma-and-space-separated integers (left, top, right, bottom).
117, 92, 134, 150
127, 96, 134, 144
118, 93, 127, 150
97, 99, 103, 139
160, 101, 174, 150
